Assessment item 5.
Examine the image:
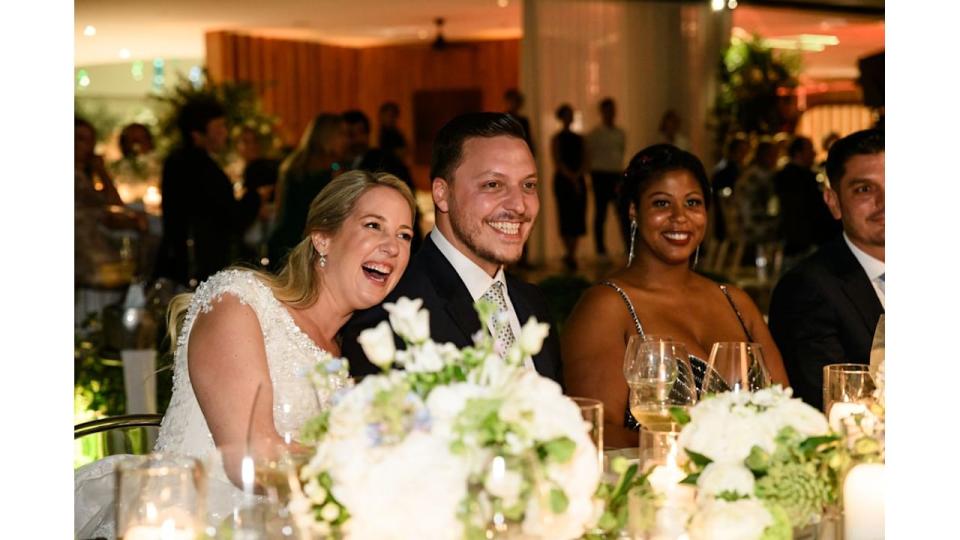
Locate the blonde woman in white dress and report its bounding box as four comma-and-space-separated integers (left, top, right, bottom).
76, 170, 417, 537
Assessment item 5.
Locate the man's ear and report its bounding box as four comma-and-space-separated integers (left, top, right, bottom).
432, 178, 450, 214
824, 187, 842, 221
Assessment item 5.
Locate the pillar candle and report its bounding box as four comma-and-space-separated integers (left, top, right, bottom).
843, 463, 884, 540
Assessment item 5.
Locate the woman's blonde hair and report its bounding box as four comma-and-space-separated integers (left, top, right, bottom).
166, 169, 417, 345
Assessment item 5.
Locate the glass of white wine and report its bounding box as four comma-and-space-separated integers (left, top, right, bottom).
702, 342, 771, 394
623, 337, 697, 432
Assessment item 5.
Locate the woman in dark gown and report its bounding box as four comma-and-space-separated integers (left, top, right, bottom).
561, 144, 789, 448
550, 104, 588, 271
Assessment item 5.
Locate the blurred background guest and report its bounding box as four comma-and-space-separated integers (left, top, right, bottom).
657, 109, 689, 151
155, 98, 262, 288
377, 100, 408, 160
587, 97, 628, 258
118, 122, 155, 159
234, 124, 281, 265
562, 144, 788, 448
736, 138, 780, 250
710, 134, 751, 242
774, 135, 840, 267
504, 88, 534, 153
769, 128, 884, 410
551, 103, 588, 271
268, 113, 346, 268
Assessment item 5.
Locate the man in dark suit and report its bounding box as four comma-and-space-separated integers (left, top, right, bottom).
768, 129, 884, 410
155, 98, 262, 288
773, 136, 840, 262
342, 112, 563, 385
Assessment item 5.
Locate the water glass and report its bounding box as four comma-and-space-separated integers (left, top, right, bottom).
571, 397, 604, 470
702, 342, 771, 394
823, 363, 876, 430
115, 454, 205, 539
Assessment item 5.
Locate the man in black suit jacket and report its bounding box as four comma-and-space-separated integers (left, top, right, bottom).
342, 112, 563, 385
769, 129, 884, 410
155, 98, 261, 288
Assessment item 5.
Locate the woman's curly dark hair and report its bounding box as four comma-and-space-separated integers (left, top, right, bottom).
621, 144, 711, 210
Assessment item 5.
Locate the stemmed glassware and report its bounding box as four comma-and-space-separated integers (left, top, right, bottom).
823, 363, 876, 430
702, 342, 771, 394
623, 337, 697, 432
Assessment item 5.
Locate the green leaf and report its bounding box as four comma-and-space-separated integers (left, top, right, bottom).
549, 488, 569, 514
596, 511, 619, 531
745, 446, 771, 473
540, 437, 576, 464
685, 449, 713, 467
680, 473, 700, 486
669, 406, 691, 425
799, 434, 840, 455
715, 490, 749, 502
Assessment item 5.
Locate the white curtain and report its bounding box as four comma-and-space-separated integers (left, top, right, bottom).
522, 0, 731, 262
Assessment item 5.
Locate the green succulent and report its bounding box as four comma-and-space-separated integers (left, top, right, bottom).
755, 461, 830, 528
759, 501, 793, 540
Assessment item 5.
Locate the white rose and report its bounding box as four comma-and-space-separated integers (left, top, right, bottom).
697, 463, 756, 501
688, 499, 773, 540
405, 341, 445, 372
383, 297, 430, 343
320, 502, 341, 522
356, 321, 396, 370
518, 317, 550, 355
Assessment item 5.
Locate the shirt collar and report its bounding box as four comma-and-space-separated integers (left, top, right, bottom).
430, 228, 505, 301
843, 232, 885, 281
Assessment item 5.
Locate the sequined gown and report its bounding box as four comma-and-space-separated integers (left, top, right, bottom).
155, 269, 332, 522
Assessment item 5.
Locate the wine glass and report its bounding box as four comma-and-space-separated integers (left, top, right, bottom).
571, 397, 604, 470
623, 337, 697, 433
823, 363, 876, 431
702, 342, 771, 394
272, 371, 324, 445
115, 454, 205, 539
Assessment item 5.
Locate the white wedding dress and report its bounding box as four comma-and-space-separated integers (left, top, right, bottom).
76, 269, 335, 539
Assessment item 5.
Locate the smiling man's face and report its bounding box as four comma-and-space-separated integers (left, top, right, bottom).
433, 135, 539, 276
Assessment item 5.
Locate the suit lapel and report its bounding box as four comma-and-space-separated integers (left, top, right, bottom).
833, 239, 885, 333
419, 237, 483, 343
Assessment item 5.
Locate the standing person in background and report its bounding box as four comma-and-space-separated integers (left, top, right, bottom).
736, 139, 780, 249
586, 97, 628, 258
268, 114, 346, 268
235, 125, 281, 266
658, 109, 690, 151
377, 101, 408, 160
710, 135, 751, 242
774, 136, 840, 266
551, 104, 588, 271
155, 98, 262, 289
117, 123, 155, 159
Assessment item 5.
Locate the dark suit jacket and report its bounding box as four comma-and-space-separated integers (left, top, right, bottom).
768, 235, 883, 410
155, 146, 261, 287
341, 235, 563, 386
773, 163, 840, 256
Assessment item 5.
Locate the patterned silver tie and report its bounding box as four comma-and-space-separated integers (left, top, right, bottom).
482, 281, 516, 350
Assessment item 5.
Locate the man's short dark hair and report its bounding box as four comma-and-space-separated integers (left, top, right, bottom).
600, 97, 615, 110
788, 136, 813, 158
342, 109, 370, 133
177, 98, 225, 146
379, 101, 399, 115
825, 128, 884, 186
430, 112, 529, 181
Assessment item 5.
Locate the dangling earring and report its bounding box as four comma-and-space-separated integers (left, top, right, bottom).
627, 220, 638, 267
691, 244, 700, 269
318, 253, 327, 268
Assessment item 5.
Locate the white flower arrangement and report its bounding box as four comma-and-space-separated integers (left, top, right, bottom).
673, 386, 840, 539
292, 298, 603, 540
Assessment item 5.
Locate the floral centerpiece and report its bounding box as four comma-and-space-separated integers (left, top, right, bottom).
673, 386, 843, 540
291, 298, 612, 540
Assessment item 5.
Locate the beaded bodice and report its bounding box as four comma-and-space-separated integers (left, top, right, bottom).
155, 268, 332, 467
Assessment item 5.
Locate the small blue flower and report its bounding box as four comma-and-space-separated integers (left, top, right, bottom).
366, 423, 384, 446
413, 408, 432, 431
325, 358, 344, 374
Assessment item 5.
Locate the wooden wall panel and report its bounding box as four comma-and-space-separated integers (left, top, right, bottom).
205, 32, 520, 185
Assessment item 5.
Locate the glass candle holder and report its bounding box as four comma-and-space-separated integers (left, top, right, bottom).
115, 454, 205, 539
571, 397, 604, 471
823, 363, 876, 430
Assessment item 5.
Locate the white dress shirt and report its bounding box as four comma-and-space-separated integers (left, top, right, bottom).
429, 228, 526, 350
844, 232, 885, 309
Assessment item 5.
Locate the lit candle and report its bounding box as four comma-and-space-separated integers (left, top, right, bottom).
645, 445, 696, 539
843, 463, 884, 540
122, 521, 195, 540
143, 186, 162, 215
828, 402, 867, 432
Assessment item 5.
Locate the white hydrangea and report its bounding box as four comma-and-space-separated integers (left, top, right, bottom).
697, 462, 756, 502
688, 498, 774, 540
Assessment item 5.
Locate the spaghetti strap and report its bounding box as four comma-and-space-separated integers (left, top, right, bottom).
719, 284, 754, 342
600, 280, 645, 337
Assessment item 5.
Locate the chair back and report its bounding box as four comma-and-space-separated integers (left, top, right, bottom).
74, 414, 163, 469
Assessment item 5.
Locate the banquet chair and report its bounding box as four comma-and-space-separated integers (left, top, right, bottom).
74, 414, 163, 469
